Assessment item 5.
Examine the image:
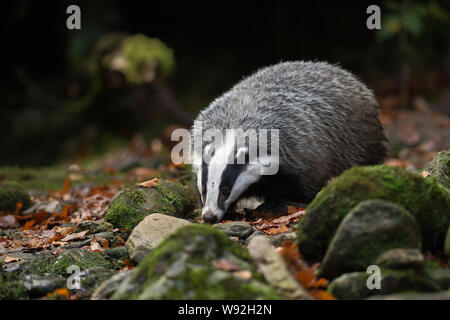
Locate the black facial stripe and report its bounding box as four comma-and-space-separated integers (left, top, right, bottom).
201, 160, 208, 204
217, 163, 246, 210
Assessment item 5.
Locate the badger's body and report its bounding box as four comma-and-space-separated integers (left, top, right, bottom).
191, 61, 387, 223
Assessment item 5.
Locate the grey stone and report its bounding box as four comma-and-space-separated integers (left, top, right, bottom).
375, 248, 424, 269
248, 235, 310, 300
270, 232, 297, 247
25, 200, 63, 215
214, 221, 254, 239
424, 267, 450, 290
245, 231, 267, 246
91, 269, 134, 300
126, 213, 192, 262
423, 150, 450, 188
328, 269, 439, 300
320, 200, 421, 279
23, 274, 66, 298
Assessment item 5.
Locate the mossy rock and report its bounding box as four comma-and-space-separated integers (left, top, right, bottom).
22, 248, 120, 276
105, 180, 197, 232
0, 271, 29, 300
111, 224, 280, 299
297, 165, 450, 262
319, 200, 421, 279
423, 150, 450, 189
328, 268, 440, 300
0, 181, 31, 211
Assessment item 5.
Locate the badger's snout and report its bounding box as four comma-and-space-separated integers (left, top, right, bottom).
202, 207, 223, 224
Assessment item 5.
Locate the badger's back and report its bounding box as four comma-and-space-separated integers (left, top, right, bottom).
193, 61, 387, 199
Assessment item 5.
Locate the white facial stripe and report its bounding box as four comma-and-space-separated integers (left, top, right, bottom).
203, 134, 236, 217
224, 163, 261, 208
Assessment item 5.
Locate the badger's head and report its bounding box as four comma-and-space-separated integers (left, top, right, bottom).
192, 130, 278, 223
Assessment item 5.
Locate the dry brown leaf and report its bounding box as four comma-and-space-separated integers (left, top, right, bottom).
135, 178, 159, 188
61, 178, 72, 194
212, 259, 241, 271
309, 289, 336, 300
263, 225, 288, 235
421, 171, 431, 178
46, 288, 70, 299
90, 236, 109, 251
60, 230, 88, 242
4, 256, 21, 263
233, 270, 252, 279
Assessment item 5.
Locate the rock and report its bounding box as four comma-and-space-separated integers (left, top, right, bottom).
375, 248, 424, 269
247, 235, 310, 299
1, 251, 51, 272
0, 181, 31, 211
328, 269, 439, 300
75, 267, 115, 299
423, 265, 450, 290
445, 225, 450, 255
368, 291, 450, 300
22, 248, 120, 276
91, 270, 134, 300
423, 150, 450, 188
245, 231, 267, 246
22, 200, 63, 215
111, 224, 280, 299
73, 220, 114, 235
270, 232, 297, 247
297, 165, 450, 262
105, 180, 197, 232
214, 221, 254, 239
22, 274, 66, 298
319, 200, 421, 279
102, 246, 129, 261
126, 213, 192, 262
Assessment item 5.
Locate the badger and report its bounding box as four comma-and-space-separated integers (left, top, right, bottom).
191, 61, 387, 223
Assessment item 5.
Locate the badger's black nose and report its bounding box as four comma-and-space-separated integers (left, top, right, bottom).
203, 213, 217, 224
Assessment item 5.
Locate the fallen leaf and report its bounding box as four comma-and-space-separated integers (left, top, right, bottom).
60, 205, 71, 218
4, 256, 21, 263
233, 270, 252, 279
61, 178, 72, 194
212, 259, 241, 271
46, 288, 70, 299
60, 230, 88, 242
90, 236, 109, 251
309, 289, 336, 300
13, 202, 23, 218
421, 171, 431, 178
135, 178, 159, 188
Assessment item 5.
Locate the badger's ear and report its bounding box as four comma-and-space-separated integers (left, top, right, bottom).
235, 147, 248, 164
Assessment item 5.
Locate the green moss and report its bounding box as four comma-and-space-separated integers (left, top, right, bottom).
112, 225, 279, 299
105, 180, 197, 232
101, 34, 175, 85
0, 181, 31, 211
423, 150, 450, 188
0, 272, 29, 300
23, 249, 118, 276
297, 165, 450, 262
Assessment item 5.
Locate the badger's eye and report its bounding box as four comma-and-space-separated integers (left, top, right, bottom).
219, 186, 231, 197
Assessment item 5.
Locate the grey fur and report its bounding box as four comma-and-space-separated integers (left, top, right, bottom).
191, 61, 387, 201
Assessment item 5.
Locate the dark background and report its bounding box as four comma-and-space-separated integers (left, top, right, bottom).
1, 0, 449, 166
